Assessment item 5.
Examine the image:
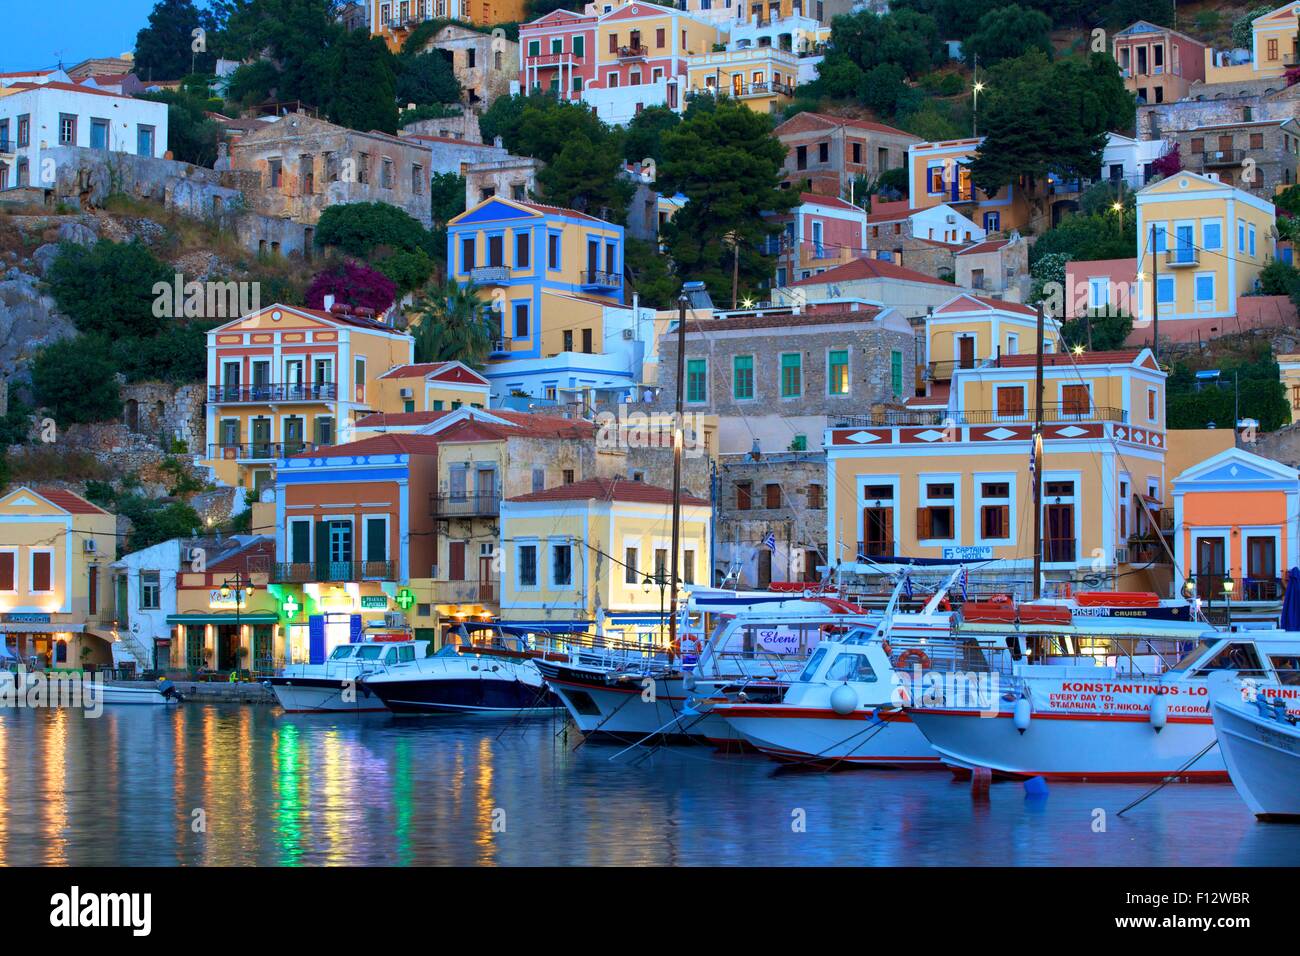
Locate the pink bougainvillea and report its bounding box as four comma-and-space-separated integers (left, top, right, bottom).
305, 261, 397, 314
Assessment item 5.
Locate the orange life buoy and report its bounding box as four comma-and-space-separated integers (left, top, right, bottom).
881, 639, 893, 657
681, 636, 702, 656
897, 648, 931, 670
940, 597, 952, 611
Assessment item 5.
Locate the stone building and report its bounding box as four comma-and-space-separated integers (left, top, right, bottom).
402, 109, 484, 143
773, 112, 921, 198
1139, 81, 1300, 139
654, 301, 916, 454
411, 24, 518, 110
1172, 118, 1300, 194
952, 234, 1030, 299
464, 155, 543, 207
715, 451, 829, 588
228, 113, 435, 244
403, 134, 510, 176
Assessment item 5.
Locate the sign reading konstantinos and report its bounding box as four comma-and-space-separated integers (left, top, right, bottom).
943, 546, 992, 560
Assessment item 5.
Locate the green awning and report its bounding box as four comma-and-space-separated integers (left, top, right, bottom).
166, 613, 281, 625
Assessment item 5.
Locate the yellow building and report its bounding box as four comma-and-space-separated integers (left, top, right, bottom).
827, 349, 1190, 594
1134, 171, 1276, 329
372, 361, 491, 413
686, 46, 798, 114
369, 0, 528, 53
202, 303, 414, 492
1204, 1, 1300, 84
1280, 353, 1300, 416
907, 138, 1034, 234
0, 487, 120, 669
499, 477, 711, 645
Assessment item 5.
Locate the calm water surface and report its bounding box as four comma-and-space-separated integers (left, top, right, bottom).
1, 704, 1297, 866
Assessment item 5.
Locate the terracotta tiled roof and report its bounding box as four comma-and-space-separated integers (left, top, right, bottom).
292, 305, 406, 334
439, 411, 596, 441
785, 112, 918, 138
798, 192, 863, 212
683, 306, 881, 333
289, 434, 444, 458
995, 350, 1142, 368
208, 538, 275, 573
35, 487, 109, 515
5, 80, 133, 100
506, 477, 709, 506
956, 238, 1010, 256
789, 255, 953, 288
378, 362, 450, 379
515, 200, 609, 223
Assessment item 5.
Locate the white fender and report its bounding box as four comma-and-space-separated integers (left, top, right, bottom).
1149, 693, 1168, 733
1013, 695, 1031, 734
830, 683, 858, 715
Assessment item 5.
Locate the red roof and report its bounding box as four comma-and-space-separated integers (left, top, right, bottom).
995, 350, 1142, 368
798, 192, 863, 213
905, 382, 950, 406
515, 200, 608, 224
377, 362, 487, 385
289, 434, 444, 458
5, 80, 134, 100
438, 411, 596, 442
782, 112, 918, 138
208, 538, 275, 573
790, 255, 953, 288
354, 410, 453, 428
506, 477, 709, 507
956, 238, 1010, 256
866, 199, 915, 222
35, 487, 109, 515
937, 294, 1038, 317
285, 305, 405, 334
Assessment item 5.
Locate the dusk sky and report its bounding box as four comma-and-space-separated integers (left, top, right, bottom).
0, 0, 160, 73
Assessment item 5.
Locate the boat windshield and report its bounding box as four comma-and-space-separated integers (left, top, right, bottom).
797, 647, 828, 682
1270, 655, 1300, 686
824, 651, 877, 683
329, 646, 356, 660
1168, 639, 1219, 673
355, 645, 384, 660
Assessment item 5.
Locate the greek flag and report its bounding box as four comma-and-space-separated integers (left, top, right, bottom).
902, 571, 914, 600
960, 567, 969, 602
762, 531, 777, 552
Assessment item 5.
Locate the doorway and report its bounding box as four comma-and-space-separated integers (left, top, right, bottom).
1195, 537, 1226, 598
216, 624, 241, 671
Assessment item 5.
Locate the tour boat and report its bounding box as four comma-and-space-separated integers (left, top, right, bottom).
906, 618, 1300, 781
359, 639, 559, 715
267, 635, 429, 713
1211, 673, 1300, 820
534, 591, 881, 745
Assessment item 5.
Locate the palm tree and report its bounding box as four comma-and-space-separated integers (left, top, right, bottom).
409, 280, 495, 367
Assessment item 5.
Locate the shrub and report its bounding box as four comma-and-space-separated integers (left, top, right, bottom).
30, 336, 122, 425
314, 202, 436, 259
45, 240, 173, 338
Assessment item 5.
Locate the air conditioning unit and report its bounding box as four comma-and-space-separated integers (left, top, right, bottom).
83, 539, 97, 554
399, 387, 414, 398
621, 328, 634, 340
945, 214, 957, 223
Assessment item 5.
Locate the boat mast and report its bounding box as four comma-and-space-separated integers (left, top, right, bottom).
668, 287, 688, 655
1032, 302, 1046, 600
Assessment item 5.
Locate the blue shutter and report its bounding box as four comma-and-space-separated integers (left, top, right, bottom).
350, 614, 363, 644
308, 615, 325, 664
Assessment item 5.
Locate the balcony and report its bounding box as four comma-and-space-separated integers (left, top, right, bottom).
617, 44, 648, 60
580, 269, 621, 291
1194, 148, 1244, 168
525, 51, 584, 67
470, 265, 511, 283
271, 561, 396, 583
429, 579, 499, 604
735, 80, 795, 98
209, 383, 337, 403
208, 441, 322, 462
926, 357, 989, 381
430, 492, 501, 519
1186, 576, 1284, 603
1044, 538, 1077, 563
839, 402, 1129, 428
1126, 537, 1169, 565
1164, 247, 1199, 268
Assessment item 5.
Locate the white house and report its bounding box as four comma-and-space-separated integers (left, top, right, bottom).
1101, 132, 1169, 190
0, 81, 169, 190
868, 202, 987, 247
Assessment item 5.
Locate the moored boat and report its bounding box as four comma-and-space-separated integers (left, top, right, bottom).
267, 635, 429, 713
1211, 674, 1300, 820
360, 639, 560, 716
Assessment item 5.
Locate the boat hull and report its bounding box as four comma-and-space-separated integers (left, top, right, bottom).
1213, 698, 1300, 819
717, 705, 939, 766
364, 675, 560, 715
544, 671, 738, 741
267, 677, 388, 714
907, 706, 1228, 781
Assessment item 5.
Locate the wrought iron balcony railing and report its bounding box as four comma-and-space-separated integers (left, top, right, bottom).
208, 441, 321, 461
271, 561, 396, 583
430, 492, 501, 518
837, 403, 1128, 428
209, 383, 337, 403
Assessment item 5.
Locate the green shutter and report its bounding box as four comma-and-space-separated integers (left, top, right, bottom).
687, 358, 706, 403
781, 353, 801, 397
891, 350, 903, 398
733, 355, 753, 400
573, 35, 584, 57
291, 522, 311, 564
315, 520, 330, 571
366, 518, 386, 562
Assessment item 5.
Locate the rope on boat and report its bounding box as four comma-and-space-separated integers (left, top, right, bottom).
774, 710, 896, 772
1115, 738, 1221, 816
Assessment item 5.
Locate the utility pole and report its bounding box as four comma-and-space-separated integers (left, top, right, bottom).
1031, 302, 1045, 600
668, 287, 688, 658
1150, 222, 1160, 364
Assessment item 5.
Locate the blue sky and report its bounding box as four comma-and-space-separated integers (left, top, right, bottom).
0, 1, 159, 73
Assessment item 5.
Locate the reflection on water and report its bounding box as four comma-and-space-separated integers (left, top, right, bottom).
1, 704, 1298, 867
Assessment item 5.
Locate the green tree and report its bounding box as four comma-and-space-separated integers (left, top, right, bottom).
219, 0, 340, 106
625, 237, 679, 309
1256, 259, 1300, 296
969, 51, 1133, 206
134, 0, 214, 81
46, 240, 173, 338
430, 172, 466, 227
314, 202, 436, 258
396, 52, 460, 107
963, 5, 1053, 66
1233, 6, 1274, 48
656, 98, 795, 304
225, 59, 283, 107
861, 62, 912, 116
624, 105, 681, 166
31, 336, 122, 425
536, 134, 634, 219
116, 495, 204, 552
376, 250, 435, 295
827, 9, 940, 80
409, 281, 494, 365
1059, 311, 1134, 350
137, 89, 223, 165
322, 30, 400, 133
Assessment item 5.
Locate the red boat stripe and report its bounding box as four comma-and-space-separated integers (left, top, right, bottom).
913, 708, 1211, 725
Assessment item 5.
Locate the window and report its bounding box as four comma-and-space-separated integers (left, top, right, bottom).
1249, 224, 1257, 257
828, 349, 849, 395
780, 353, 802, 397
1156, 274, 1175, 304
625, 547, 639, 584
807, 484, 824, 509
268, 158, 283, 188
30, 551, 52, 593
733, 355, 754, 400
547, 232, 560, 269
461, 236, 476, 271
1088, 277, 1110, 310
826, 652, 877, 683
686, 358, 707, 403
513, 301, 529, 338
609, 32, 618, 53
765, 484, 782, 509
1269, 38, 1279, 61
656, 27, 665, 47
58, 113, 76, 146
573, 36, 584, 58
562, 468, 575, 484
791, 434, 807, 451
890, 350, 903, 398
927, 165, 944, 194
518, 544, 538, 587
138, 124, 155, 156
528, 39, 540, 56
1062, 384, 1090, 416
682, 549, 695, 585
1147, 387, 1158, 421
573, 75, 583, 93
364, 517, 387, 563
17, 115, 30, 148
515, 231, 530, 268
736, 481, 752, 510
0, 552, 13, 591
996, 386, 1025, 417
979, 481, 1011, 540
139, 571, 161, 609
531, 468, 545, 493
1202, 219, 1222, 251
1195, 272, 1215, 303
917, 482, 955, 541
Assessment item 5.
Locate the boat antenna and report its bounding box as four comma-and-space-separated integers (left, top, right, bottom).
1031, 301, 1046, 601
667, 284, 697, 661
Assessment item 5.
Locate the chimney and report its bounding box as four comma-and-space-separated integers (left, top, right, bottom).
494, 135, 503, 148
323, 293, 335, 312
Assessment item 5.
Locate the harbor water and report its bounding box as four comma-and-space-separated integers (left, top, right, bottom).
2, 704, 1298, 866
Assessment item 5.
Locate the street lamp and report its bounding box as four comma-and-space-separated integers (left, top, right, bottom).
1111, 200, 1124, 232
219, 571, 256, 676
1223, 578, 1235, 628
972, 79, 985, 136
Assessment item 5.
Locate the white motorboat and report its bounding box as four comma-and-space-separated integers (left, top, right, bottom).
0, 669, 181, 706
1211, 673, 1300, 820
907, 619, 1300, 781
360, 640, 559, 716
267, 635, 429, 713
535, 590, 881, 745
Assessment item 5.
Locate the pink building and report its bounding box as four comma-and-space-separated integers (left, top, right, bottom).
771, 193, 868, 285
1063, 257, 1139, 318
519, 8, 599, 101
1112, 20, 1207, 105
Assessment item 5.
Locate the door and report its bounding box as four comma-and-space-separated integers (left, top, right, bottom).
252, 624, 274, 675
1174, 224, 1194, 264
222, 362, 241, 400
251, 360, 271, 399
217, 625, 240, 671
479, 554, 495, 601
90, 119, 108, 150
587, 240, 599, 280
757, 550, 772, 588
448, 541, 466, 581
476, 467, 496, 510
251, 418, 271, 458
284, 417, 305, 455
328, 521, 353, 580
863, 508, 893, 557
1044, 504, 1075, 562
1246, 536, 1277, 600
285, 359, 304, 399
958, 336, 975, 369
1196, 538, 1226, 598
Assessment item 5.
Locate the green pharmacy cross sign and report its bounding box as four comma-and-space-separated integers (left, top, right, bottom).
281, 595, 301, 620
395, 588, 415, 611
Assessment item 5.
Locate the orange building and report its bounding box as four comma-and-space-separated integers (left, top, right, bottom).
1171, 446, 1298, 616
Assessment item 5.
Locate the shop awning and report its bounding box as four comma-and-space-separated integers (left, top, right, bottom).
0, 623, 84, 633
166, 613, 280, 625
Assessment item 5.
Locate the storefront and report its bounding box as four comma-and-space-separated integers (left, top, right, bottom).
0, 615, 109, 669
271, 581, 403, 664
167, 586, 283, 675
